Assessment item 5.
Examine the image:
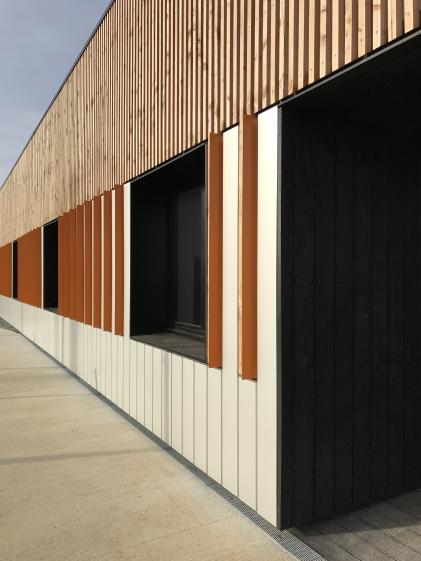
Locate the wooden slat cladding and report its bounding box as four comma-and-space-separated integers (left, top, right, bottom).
0, 243, 12, 297
103, 191, 112, 332
114, 185, 124, 336
84, 201, 93, 325
1, 0, 418, 245
207, 133, 223, 368
238, 114, 258, 380
17, 228, 41, 308
93, 196, 102, 329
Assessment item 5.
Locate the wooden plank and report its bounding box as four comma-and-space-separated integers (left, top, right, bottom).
1, 0, 416, 244
358, 0, 373, 57
103, 191, 112, 333
207, 133, 223, 368
333, 127, 354, 515
238, 113, 258, 380
320, 0, 332, 78
256, 107, 277, 526
332, 0, 345, 71
353, 141, 372, 508
404, 0, 420, 32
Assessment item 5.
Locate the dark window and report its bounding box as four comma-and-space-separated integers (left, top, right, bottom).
131, 145, 206, 362
43, 221, 58, 311
12, 241, 18, 299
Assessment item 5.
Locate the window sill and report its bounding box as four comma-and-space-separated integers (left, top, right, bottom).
131, 332, 206, 363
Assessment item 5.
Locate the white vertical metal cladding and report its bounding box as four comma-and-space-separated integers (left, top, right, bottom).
111, 189, 116, 333
222, 125, 239, 496
101, 194, 105, 331
0, 104, 279, 527
171, 354, 183, 453
194, 362, 208, 472
123, 183, 131, 338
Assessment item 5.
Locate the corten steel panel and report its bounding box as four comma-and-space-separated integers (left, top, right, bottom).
103, 190, 112, 332
17, 228, 41, 308
207, 133, 223, 368
84, 201, 93, 325
1, 0, 418, 245
238, 114, 258, 380
69, 209, 77, 320
93, 196, 102, 329
0, 243, 12, 297
114, 185, 124, 336
76, 205, 85, 323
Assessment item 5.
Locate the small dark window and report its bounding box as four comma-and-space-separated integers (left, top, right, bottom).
43, 220, 58, 311
131, 145, 206, 362
12, 241, 18, 299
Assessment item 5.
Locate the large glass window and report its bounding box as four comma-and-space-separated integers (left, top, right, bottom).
43, 220, 58, 311
131, 145, 206, 361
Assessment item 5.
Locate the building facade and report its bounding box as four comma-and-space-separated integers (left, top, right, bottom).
1, 0, 421, 529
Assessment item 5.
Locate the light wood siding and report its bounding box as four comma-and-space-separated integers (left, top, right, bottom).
1, 0, 419, 245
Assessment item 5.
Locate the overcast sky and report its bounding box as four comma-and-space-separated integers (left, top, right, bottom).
0, 0, 111, 186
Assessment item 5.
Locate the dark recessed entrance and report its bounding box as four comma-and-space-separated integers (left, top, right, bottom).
279, 33, 421, 529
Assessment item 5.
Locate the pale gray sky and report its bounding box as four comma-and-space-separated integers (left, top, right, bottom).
0, 0, 111, 186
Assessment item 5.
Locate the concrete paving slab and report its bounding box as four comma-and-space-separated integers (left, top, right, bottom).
0, 327, 297, 561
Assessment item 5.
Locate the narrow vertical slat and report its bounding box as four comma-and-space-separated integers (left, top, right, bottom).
404, 0, 420, 31
238, 114, 258, 380
207, 133, 223, 368
93, 196, 102, 329
320, 0, 332, 79
84, 201, 92, 325
332, 0, 345, 70
103, 190, 112, 333
114, 185, 124, 336
358, 0, 373, 56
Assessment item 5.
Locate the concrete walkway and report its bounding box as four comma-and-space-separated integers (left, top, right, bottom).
0, 323, 293, 561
